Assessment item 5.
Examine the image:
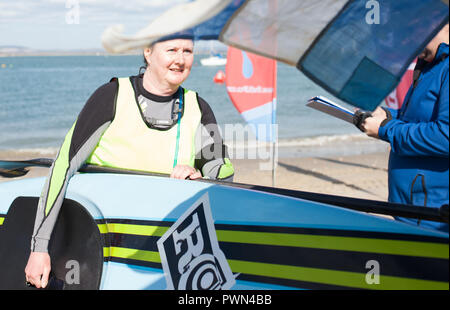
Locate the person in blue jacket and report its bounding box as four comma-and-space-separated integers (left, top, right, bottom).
362, 23, 449, 232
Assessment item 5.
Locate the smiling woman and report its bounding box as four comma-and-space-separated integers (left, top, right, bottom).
23, 34, 235, 289
143, 39, 194, 95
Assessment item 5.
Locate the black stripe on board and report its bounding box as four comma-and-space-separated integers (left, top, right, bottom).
96, 218, 448, 244
104, 254, 360, 290
96, 218, 174, 227
220, 242, 448, 283
214, 223, 449, 244
104, 255, 351, 290
108, 233, 159, 251
108, 256, 162, 270
236, 273, 362, 290
101, 232, 448, 282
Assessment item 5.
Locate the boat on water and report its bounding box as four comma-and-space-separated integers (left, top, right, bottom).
200, 54, 227, 66
0, 162, 448, 290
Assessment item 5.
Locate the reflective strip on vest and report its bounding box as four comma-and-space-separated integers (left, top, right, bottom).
86, 77, 201, 174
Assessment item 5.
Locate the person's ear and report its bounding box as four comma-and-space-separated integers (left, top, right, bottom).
144, 48, 152, 65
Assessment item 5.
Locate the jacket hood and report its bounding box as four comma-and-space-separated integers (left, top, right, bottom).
434, 42, 449, 64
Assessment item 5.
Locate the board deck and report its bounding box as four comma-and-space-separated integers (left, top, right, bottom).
0, 174, 448, 290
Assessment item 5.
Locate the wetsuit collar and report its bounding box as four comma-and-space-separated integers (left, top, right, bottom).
137, 74, 181, 102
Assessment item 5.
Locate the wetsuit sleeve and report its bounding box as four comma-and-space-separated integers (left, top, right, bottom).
194, 96, 234, 181
378, 68, 449, 157
30, 81, 118, 253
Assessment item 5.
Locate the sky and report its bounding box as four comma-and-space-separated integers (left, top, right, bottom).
0, 0, 190, 50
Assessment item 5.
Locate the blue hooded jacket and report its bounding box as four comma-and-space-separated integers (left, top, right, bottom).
378, 43, 449, 232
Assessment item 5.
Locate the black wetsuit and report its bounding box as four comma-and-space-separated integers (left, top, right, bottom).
30, 74, 234, 253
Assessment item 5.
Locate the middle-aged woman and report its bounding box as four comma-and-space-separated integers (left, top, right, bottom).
24, 35, 235, 288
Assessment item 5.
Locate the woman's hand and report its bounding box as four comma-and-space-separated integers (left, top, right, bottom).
362, 107, 387, 139
370, 106, 388, 119
25, 252, 51, 289
170, 165, 202, 180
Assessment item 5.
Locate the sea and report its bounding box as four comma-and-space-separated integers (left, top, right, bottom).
0, 55, 388, 158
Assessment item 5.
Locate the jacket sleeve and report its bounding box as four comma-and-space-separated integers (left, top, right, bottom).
385, 106, 399, 120
194, 95, 234, 181
378, 69, 449, 158
30, 81, 118, 253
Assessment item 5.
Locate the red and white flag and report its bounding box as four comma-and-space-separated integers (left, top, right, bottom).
385, 59, 416, 109
225, 47, 277, 142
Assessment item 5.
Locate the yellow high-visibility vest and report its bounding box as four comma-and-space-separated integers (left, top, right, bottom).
86, 77, 201, 174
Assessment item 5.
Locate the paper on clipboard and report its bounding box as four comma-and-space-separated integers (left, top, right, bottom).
306, 96, 355, 124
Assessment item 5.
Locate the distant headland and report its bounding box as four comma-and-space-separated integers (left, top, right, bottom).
0, 41, 227, 57
0, 45, 109, 57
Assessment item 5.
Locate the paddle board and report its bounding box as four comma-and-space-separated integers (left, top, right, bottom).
0, 173, 448, 290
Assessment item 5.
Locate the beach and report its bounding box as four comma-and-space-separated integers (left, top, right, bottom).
0, 139, 390, 202
233, 152, 389, 201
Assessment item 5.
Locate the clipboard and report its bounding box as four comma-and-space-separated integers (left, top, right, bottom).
306, 96, 355, 124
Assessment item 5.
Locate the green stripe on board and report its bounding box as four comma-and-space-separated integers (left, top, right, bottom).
108, 246, 161, 264
103, 247, 110, 258
100, 223, 169, 237
97, 224, 107, 234
0, 216, 4, 225
97, 222, 448, 259
215, 230, 448, 259
227, 260, 449, 290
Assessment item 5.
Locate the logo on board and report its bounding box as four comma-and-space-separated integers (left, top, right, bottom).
157, 193, 236, 290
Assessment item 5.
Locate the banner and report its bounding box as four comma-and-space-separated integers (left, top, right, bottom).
225, 47, 277, 142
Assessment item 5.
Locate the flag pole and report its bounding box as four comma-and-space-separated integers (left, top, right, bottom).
271, 130, 276, 187
271, 61, 277, 187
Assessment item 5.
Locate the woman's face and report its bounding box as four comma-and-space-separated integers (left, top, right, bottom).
419, 24, 449, 62
144, 39, 194, 90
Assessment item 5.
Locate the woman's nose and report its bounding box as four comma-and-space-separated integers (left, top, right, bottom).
174, 51, 185, 64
